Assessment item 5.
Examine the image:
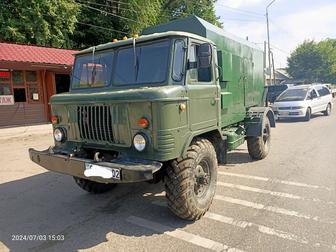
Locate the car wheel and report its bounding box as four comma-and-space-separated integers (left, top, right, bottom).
323, 103, 331, 116
304, 107, 311, 121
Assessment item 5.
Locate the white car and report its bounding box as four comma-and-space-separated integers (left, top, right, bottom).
272, 84, 333, 121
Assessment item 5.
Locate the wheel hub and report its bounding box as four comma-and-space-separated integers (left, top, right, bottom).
194, 162, 210, 197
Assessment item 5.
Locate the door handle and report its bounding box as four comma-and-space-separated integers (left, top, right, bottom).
210, 99, 216, 105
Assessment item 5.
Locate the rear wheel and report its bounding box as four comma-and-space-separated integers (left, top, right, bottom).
323, 103, 331, 116
164, 138, 217, 220
247, 117, 271, 160
304, 107, 312, 121
73, 177, 116, 194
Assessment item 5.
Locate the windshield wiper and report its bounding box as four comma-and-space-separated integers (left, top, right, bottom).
133, 38, 139, 81
90, 46, 96, 86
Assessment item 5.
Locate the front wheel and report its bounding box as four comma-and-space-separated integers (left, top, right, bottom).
247, 117, 271, 160
164, 138, 217, 220
304, 107, 311, 121
323, 103, 331, 116
73, 177, 116, 194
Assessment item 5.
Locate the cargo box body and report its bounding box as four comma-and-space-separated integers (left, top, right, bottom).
143, 15, 265, 128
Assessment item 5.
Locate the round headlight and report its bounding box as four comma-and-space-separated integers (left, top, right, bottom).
54, 128, 66, 142
133, 134, 146, 151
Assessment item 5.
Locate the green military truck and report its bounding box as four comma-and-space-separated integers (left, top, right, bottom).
29, 16, 275, 220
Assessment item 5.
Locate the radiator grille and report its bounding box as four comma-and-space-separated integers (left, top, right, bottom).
77, 105, 113, 142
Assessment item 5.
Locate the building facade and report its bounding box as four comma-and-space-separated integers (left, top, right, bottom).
0, 43, 78, 127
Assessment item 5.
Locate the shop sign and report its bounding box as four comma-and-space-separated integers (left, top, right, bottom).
0, 95, 14, 105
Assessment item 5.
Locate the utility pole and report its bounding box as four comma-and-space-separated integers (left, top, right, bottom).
266, 0, 275, 85
271, 51, 276, 84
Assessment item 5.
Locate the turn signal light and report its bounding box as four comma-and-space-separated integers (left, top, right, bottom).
51, 115, 59, 124
137, 117, 149, 128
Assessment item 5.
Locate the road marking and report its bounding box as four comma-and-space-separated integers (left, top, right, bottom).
126, 215, 244, 252
218, 171, 333, 191
214, 195, 336, 225
205, 212, 308, 243
217, 182, 336, 206
151, 201, 336, 251
205, 212, 336, 251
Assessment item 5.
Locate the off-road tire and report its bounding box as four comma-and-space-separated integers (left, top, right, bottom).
304, 107, 311, 121
323, 103, 331, 116
247, 117, 271, 160
73, 177, 116, 194
164, 138, 217, 220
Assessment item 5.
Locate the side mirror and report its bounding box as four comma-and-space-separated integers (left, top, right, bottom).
198, 43, 212, 68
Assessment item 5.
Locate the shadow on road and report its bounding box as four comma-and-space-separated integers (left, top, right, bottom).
0, 172, 191, 252
0, 143, 256, 251
226, 152, 253, 165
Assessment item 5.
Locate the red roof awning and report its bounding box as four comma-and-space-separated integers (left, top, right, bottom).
0, 42, 78, 66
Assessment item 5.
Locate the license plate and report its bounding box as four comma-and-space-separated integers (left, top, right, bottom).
84, 163, 120, 180
279, 111, 289, 116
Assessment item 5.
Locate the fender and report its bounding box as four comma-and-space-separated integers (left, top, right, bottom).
245, 107, 276, 137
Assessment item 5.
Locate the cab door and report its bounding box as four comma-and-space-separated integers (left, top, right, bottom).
186, 40, 220, 131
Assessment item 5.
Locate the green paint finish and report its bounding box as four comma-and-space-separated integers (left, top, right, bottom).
49, 15, 267, 163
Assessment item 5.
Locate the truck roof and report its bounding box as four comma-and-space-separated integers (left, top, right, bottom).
76, 31, 214, 56
143, 15, 262, 51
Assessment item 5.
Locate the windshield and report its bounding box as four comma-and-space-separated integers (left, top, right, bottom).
276, 88, 309, 102
71, 40, 171, 89
114, 40, 170, 86
72, 52, 113, 89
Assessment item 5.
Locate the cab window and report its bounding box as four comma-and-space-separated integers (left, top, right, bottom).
188, 44, 212, 83
172, 40, 185, 82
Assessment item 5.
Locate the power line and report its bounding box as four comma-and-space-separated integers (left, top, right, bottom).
77, 0, 137, 13
76, 21, 129, 35
271, 44, 290, 54
76, 2, 137, 23
220, 17, 264, 23
216, 3, 264, 17
106, 0, 133, 6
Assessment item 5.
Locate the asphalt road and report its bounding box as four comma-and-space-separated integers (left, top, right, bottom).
0, 111, 335, 252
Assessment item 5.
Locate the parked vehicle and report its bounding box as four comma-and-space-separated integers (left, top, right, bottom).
272, 84, 333, 121
29, 16, 275, 220
266, 84, 291, 104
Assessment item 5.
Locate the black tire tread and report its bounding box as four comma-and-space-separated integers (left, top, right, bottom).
164, 138, 217, 220
247, 117, 271, 160
323, 103, 331, 116
73, 177, 116, 194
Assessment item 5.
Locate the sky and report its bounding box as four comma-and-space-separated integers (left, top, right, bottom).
214, 0, 336, 68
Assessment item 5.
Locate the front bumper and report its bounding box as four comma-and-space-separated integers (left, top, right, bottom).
29, 148, 162, 184
274, 109, 306, 118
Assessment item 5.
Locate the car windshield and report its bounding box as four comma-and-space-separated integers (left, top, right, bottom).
71, 40, 171, 89
276, 88, 309, 102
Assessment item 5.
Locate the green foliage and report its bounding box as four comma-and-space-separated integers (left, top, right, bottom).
73, 0, 221, 48
287, 39, 336, 83
0, 0, 79, 48
160, 0, 222, 27
0, 0, 221, 49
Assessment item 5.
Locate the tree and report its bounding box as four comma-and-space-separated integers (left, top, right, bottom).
0, 0, 221, 49
287, 39, 336, 83
0, 0, 79, 48
160, 0, 222, 27
72, 0, 221, 48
